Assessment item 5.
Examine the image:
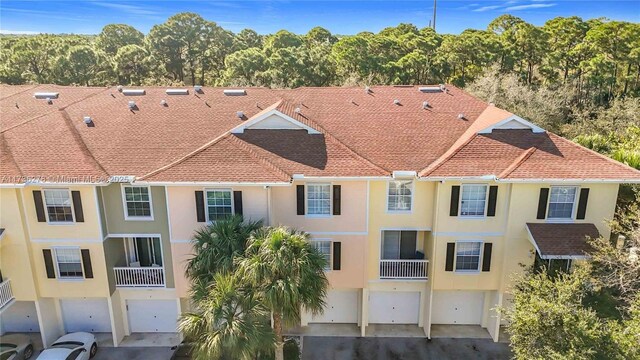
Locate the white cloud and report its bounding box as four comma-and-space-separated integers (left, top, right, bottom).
0, 29, 41, 35
506, 3, 556, 10
473, 5, 503, 12
91, 2, 161, 16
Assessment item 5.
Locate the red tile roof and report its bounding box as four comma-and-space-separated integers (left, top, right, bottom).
526, 223, 600, 258
1, 85, 639, 184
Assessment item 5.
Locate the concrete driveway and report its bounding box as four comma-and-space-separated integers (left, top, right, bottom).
302, 337, 511, 360
92, 346, 174, 360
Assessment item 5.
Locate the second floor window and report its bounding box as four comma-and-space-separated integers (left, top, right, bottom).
548, 186, 577, 219
460, 185, 488, 216
206, 189, 233, 221
123, 186, 152, 219
44, 189, 73, 222
388, 181, 412, 211
307, 184, 331, 215
455, 242, 482, 272
311, 240, 332, 270
54, 247, 83, 278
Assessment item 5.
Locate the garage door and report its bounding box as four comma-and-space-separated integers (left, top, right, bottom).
431, 291, 485, 325
127, 300, 178, 333
310, 290, 359, 324
61, 298, 112, 333
369, 291, 420, 324
0, 301, 40, 332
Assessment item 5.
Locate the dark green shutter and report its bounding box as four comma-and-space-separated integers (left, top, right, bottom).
296, 185, 305, 215
81, 249, 93, 278
71, 191, 84, 222
233, 191, 243, 217
487, 186, 498, 217
482, 243, 493, 272
332, 185, 341, 215
576, 188, 589, 220
332, 242, 341, 270
33, 191, 46, 222
537, 188, 549, 219
195, 191, 206, 222
450, 186, 460, 216
445, 243, 455, 271
43, 249, 56, 278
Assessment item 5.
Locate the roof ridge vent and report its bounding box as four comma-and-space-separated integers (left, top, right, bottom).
418, 86, 442, 93
166, 89, 189, 95
224, 89, 247, 96
34, 92, 59, 99
122, 89, 145, 96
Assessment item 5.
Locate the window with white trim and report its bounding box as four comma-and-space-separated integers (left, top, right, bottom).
455, 242, 482, 272
206, 189, 233, 221
307, 184, 331, 215
460, 185, 488, 216
388, 181, 413, 211
548, 186, 577, 219
311, 240, 331, 270
123, 186, 152, 218
54, 247, 83, 278
43, 189, 74, 222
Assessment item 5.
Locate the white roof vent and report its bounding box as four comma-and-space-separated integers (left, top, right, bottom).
194, 85, 203, 93
294, 107, 301, 113
223, 89, 247, 96
34, 92, 59, 99
117, 85, 123, 92
83, 116, 92, 124
458, 113, 465, 120
440, 84, 447, 91
422, 101, 430, 109
418, 86, 442, 93
46, 98, 53, 104
393, 99, 401, 105
165, 89, 189, 95
128, 101, 136, 109
122, 89, 145, 96
236, 111, 245, 118
365, 86, 371, 93
160, 99, 167, 106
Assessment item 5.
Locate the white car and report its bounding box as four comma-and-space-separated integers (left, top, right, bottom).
36, 333, 97, 360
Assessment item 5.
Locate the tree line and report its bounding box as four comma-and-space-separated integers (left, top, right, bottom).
1, 13, 639, 105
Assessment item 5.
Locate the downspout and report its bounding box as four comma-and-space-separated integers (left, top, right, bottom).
265, 186, 272, 226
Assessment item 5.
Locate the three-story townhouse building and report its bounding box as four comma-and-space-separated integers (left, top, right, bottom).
1, 84, 638, 348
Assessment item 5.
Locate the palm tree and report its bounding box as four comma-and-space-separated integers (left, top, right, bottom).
237, 226, 329, 360
179, 272, 275, 360
186, 215, 261, 300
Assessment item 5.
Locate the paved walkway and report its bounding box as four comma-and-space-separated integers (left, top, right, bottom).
302, 336, 511, 360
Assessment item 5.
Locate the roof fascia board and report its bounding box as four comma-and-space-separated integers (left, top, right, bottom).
478, 115, 545, 134
420, 176, 638, 184
290, 176, 391, 181
136, 181, 292, 187
230, 109, 321, 134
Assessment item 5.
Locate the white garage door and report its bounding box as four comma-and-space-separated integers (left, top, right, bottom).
369, 291, 420, 324
431, 291, 485, 325
60, 298, 112, 333
311, 290, 359, 324
1, 301, 40, 332
127, 300, 178, 333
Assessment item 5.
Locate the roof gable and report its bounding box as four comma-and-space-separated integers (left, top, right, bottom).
231, 100, 320, 134
478, 115, 545, 134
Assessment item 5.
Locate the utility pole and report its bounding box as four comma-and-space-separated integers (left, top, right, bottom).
432, 0, 437, 31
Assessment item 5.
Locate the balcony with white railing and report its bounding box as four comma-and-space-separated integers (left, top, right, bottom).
379, 260, 429, 280
114, 267, 165, 288
0, 278, 15, 310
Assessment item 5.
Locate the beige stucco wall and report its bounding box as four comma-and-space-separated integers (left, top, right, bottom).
22, 186, 102, 241
171, 242, 193, 298
167, 186, 269, 242
0, 188, 38, 301
271, 181, 367, 233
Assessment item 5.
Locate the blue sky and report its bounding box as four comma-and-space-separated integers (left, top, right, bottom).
1, 0, 638, 35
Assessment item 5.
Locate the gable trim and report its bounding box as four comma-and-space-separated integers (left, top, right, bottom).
477, 115, 545, 134
230, 109, 321, 134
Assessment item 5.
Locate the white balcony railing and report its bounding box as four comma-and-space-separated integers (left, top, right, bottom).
380, 260, 429, 280
114, 267, 165, 287
0, 279, 15, 309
